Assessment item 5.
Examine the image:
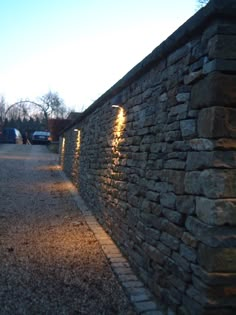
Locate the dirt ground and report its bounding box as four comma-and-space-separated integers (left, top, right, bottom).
0, 144, 136, 315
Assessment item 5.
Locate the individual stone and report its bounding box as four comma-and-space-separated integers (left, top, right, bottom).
188, 110, 198, 118
184, 70, 203, 85
185, 216, 236, 247
198, 243, 236, 272
162, 170, 185, 194
162, 208, 184, 226
172, 140, 191, 151
171, 252, 191, 273
165, 131, 182, 143
176, 93, 190, 103
134, 301, 160, 313
143, 243, 166, 266
146, 191, 160, 202
184, 171, 202, 195
164, 160, 186, 170
182, 232, 198, 248
145, 228, 161, 245
160, 232, 180, 250
185, 216, 212, 245
200, 169, 236, 198
215, 138, 236, 150
198, 106, 236, 138
176, 195, 195, 215
157, 241, 171, 256
186, 152, 213, 170
186, 150, 236, 170
132, 152, 148, 160
180, 120, 197, 139
164, 121, 180, 131
150, 142, 166, 153
154, 182, 170, 193
213, 151, 236, 168
161, 220, 183, 239
180, 243, 197, 263
208, 34, 236, 59
159, 93, 168, 102
167, 45, 190, 66
190, 72, 236, 109
191, 264, 236, 286
189, 138, 214, 151
169, 104, 188, 117
141, 199, 161, 215
167, 152, 186, 160
203, 59, 236, 74
160, 192, 176, 209
196, 197, 236, 226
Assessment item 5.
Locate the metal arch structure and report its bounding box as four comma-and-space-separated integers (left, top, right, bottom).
4, 100, 49, 130
5, 100, 48, 120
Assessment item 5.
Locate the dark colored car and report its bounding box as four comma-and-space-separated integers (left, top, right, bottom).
0, 128, 23, 144
31, 131, 51, 145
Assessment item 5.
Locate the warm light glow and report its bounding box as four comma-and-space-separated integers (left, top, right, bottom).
75, 130, 81, 152
72, 130, 81, 182
60, 137, 66, 167
35, 165, 61, 172
112, 107, 126, 157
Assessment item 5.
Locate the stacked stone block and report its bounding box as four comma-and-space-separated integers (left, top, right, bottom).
60, 1, 236, 314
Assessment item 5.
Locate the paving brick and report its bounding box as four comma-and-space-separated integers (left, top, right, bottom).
134, 301, 160, 313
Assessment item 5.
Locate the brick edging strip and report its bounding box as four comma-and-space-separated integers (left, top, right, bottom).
57, 167, 167, 315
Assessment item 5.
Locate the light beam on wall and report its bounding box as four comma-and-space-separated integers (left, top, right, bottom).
112, 102, 126, 160
74, 129, 81, 152
61, 137, 66, 167
72, 129, 81, 185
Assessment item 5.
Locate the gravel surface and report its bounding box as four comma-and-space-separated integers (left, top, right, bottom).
0, 144, 136, 315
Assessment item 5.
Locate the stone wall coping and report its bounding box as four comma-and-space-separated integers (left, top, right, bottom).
62, 0, 236, 133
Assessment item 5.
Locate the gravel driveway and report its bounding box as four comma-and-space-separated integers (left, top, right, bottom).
0, 144, 136, 315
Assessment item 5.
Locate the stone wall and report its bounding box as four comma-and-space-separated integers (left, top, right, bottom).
60, 1, 236, 314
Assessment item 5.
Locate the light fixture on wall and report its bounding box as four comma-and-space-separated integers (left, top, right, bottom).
111, 95, 122, 108
74, 128, 79, 132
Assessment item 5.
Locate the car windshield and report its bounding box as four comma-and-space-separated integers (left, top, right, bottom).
33, 131, 50, 136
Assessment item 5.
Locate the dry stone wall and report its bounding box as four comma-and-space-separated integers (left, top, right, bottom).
60, 1, 236, 314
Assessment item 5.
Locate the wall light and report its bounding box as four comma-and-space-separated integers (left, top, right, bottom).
111, 95, 122, 107
74, 128, 79, 132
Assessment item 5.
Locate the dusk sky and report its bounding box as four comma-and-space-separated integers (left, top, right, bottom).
1, 0, 198, 112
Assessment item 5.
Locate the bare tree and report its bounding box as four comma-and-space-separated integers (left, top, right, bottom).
197, 0, 209, 8
0, 96, 6, 123
40, 91, 68, 120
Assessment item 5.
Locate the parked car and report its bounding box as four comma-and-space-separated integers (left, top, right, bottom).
31, 131, 51, 145
0, 128, 23, 144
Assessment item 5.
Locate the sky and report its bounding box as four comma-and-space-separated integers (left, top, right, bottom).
0, 0, 198, 112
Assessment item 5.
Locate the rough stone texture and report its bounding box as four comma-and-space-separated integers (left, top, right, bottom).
198, 244, 236, 273
191, 73, 236, 109
60, 2, 236, 315
197, 106, 236, 138
196, 197, 236, 226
